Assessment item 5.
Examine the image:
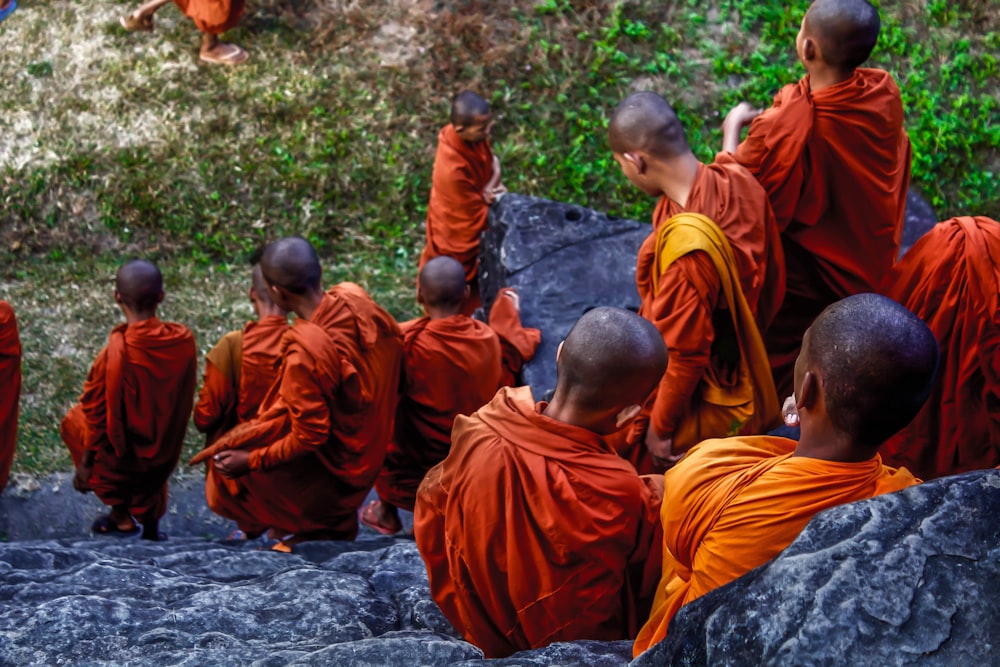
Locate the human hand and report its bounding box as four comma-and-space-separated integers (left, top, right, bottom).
214, 450, 251, 478
724, 102, 762, 132
782, 394, 800, 427
645, 427, 682, 469
73, 463, 93, 493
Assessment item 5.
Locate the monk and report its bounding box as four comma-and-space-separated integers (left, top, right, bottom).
0, 300, 21, 494
633, 293, 934, 656
194, 265, 288, 446
878, 217, 1000, 479
415, 307, 668, 658
608, 91, 783, 473
61, 260, 197, 540
418, 90, 506, 315
362, 256, 504, 535
191, 237, 403, 549
119, 0, 248, 65
723, 0, 912, 398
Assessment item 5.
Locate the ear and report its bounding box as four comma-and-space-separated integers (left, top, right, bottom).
801, 36, 818, 62
463, 284, 471, 300
797, 371, 818, 412
615, 403, 642, 428
556, 340, 564, 364
624, 152, 646, 174
155, 290, 165, 305
113, 290, 123, 305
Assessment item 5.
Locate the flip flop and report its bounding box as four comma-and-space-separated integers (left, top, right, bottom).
199, 43, 248, 66
90, 514, 140, 536
0, 0, 17, 24
359, 500, 402, 536
119, 12, 153, 32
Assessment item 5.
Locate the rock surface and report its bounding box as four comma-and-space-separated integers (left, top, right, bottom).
631, 469, 1000, 667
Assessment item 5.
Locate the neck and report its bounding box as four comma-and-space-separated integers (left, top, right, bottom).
542, 391, 614, 435
807, 66, 854, 93
792, 422, 873, 463
425, 305, 462, 320
123, 310, 156, 326
257, 306, 287, 320
291, 289, 325, 321
654, 153, 700, 208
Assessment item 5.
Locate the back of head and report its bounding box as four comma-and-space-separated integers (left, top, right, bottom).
805, 293, 938, 448
419, 256, 467, 312
251, 263, 285, 311
260, 236, 322, 295
116, 259, 163, 313
608, 91, 690, 158
451, 90, 491, 127
557, 307, 668, 412
805, 0, 880, 70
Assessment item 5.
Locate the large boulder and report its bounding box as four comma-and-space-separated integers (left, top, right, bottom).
631, 469, 1000, 667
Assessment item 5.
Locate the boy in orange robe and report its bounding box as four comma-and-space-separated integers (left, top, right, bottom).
415, 307, 668, 658
632, 294, 934, 656
609, 91, 783, 473
0, 300, 21, 494
120, 0, 248, 65
362, 256, 504, 535
191, 237, 403, 548
878, 217, 1000, 479
193, 265, 288, 445
61, 260, 198, 540
419, 91, 506, 314
723, 0, 912, 398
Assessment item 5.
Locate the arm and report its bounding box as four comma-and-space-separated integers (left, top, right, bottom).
482, 154, 506, 204
721, 102, 763, 154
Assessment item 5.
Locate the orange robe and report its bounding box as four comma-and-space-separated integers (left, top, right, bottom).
374, 314, 503, 511
418, 124, 495, 312
193, 315, 288, 445
60, 318, 197, 523
197, 284, 403, 539
879, 217, 1000, 478
623, 162, 783, 473
0, 300, 21, 493
173, 0, 245, 34
734, 68, 912, 398
414, 385, 663, 658
487, 287, 542, 387
633, 436, 919, 657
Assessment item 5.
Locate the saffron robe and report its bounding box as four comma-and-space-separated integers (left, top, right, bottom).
624, 210, 780, 474
734, 68, 912, 398
487, 287, 542, 387
633, 436, 918, 657
60, 318, 197, 523
418, 124, 495, 311
879, 216, 1000, 478
195, 284, 403, 539
0, 301, 21, 493
414, 385, 663, 658
193, 315, 288, 445
374, 314, 503, 511
173, 0, 245, 34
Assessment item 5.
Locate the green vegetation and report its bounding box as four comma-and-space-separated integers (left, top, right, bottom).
0, 0, 996, 477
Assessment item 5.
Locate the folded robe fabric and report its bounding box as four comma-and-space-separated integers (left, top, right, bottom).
879, 216, 1000, 478
487, 287, 542, 387
633, 436, 918, 657
198, 284, 402, 539
173, 0, 245, 34
0, 301, 21, 493
734, 68, 912, 398
374, 314, 503, 511
415, 385, 663, 658
418, 124, 495, 285
193, 315, 288, 445
60, 318, 197, 523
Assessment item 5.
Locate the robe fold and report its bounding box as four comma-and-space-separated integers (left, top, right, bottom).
487, 287, 542, 386
418, 124, 495, 311
374, 314, 503, 511
624, 210, 780, 474
415, 385, 663, 658
633, 435, 918, 657
193, 315, 288, 445
0, 301, 22, 493
879, 216, 1000, 478
199, 284, 402, 539
60, 318, 197, 522
734, 68, 912, 398
173, 0, 246, 34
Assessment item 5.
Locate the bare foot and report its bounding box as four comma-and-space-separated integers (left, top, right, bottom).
199, 43, 249, 66
119, 12, 154, 32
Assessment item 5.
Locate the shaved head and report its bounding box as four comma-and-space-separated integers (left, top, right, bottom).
557, 307, 668, 413
803, 293, 938, 448
251, 264, 281, 309
260, 236, 322, 295
608, 91, 690, 158
805, 0, 880, 70
451, 90, 491, 126
116, 259, 163, 312
419, 256, 467, 311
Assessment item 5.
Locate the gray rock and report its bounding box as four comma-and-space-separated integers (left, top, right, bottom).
631, 469, 1000, 667
453, 640, 634, 666
900, 189, 939, 258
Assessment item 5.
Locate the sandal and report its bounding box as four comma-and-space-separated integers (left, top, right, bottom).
90, 514, 140, 536
359, 500, 402, 535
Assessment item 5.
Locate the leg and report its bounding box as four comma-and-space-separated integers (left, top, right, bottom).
140, 516, 166, 541
198, 31, 248, 66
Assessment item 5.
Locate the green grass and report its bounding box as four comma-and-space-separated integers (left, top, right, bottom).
0, 0, 997, 477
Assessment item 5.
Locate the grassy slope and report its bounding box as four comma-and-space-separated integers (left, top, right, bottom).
0, 0, 997, 476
